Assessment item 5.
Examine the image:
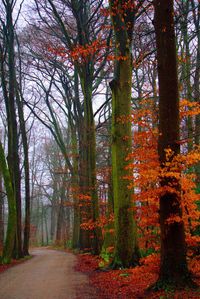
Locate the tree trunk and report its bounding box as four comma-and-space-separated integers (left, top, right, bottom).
82, 74, 102, 255
193, 3, 200, 186
16, 90, 31, 256
0, 173, 4, 254
50, 193, 57, 243
154, 0, 191, 286
101, 118, 115, 255
69, 110, 80, 249
3, 3, 23, 259
78, 123, 92, 251
0, 142, 17, 264
56, 178, 66, 245
41, 203, 44, 246
180, 1, 193, 151
110, 55, 139, 268
78, 69, 102, 254
101, 176, 114, 256
109, 0, 139, 268
44, 208, 49, 245
56, 203, 64, 245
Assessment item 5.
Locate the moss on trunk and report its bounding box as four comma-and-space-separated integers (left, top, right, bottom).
0, 142, 16, 264
110, 55, 139, 268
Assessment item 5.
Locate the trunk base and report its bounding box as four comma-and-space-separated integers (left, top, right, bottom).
149, 274, 198, 291
109, 252, 140, 270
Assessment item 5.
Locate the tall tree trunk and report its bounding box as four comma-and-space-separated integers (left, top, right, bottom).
110, 55, 138, 268
109, 0, 139, 268
78, 121, 92, 251
180, 0, 193, 151
101, 108, 115, 255
50, 189, 57, 243
4, 3, 23, 259
193, 2, 200, 186
81, 72, 102, 255
0, 142, 17, 264
0, 173, 4, 254
16, 91, 31, 256
154, 0, 191, 286
70, 121, 80, 249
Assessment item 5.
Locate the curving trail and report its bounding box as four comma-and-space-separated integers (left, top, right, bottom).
0, 248, 96, 299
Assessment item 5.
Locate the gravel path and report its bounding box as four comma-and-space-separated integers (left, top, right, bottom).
0, 248, 95, 299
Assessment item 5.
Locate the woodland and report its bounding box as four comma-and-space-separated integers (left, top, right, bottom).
0, 0, 200, 298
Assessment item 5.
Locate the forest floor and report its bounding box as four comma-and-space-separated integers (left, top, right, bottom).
0, 248, 199, 298
0, 248, 98, 299
75, 253, 200, 299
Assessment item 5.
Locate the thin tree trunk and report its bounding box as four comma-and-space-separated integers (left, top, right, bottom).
56, 203, 64, 244
81, 72, 102, 254
50, 193, 56, 243
15, 90, 30, 256
80, 67, 102, 254
78, 123, 92, 251
41, 203, 44, 246
56, 179, 66, 245
193, 3, 200, 185
69, 110, 80, 249
181, 1, 193, 151
44, 208, 49, 245
0, 173, 4, 254
101, 109, 115, 255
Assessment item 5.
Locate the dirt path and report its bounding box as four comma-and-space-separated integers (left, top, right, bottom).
0, 248, 96, 299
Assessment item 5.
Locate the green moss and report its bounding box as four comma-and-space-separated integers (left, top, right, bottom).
111, 56, 139, 268
0, 141, 17, 264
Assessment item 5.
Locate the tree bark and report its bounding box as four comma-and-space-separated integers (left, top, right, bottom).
16, 90, 31, 256
70, 119, 80, 249
154, 0, 191, 286
80, 71, 102, 255
193, 1, 200, 186
0, 142, 17, 264
109, 0, 139, 268
2, 2, 23, 259
0, 173, 4, 254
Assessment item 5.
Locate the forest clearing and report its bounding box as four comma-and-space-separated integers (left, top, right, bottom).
0, 0, 200, 298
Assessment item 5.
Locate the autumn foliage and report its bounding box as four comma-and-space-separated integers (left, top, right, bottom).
126, 99, 200, 255
77, 98, 200, 256
75, 253, 200, 298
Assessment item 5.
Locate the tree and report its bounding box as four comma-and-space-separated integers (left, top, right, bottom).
25, 0, 112, 254
153, 0, 192, 287
0, 141, 16, 264
0, 0, 23, 258
15, 39, 31, 255
191, 0, 200, 185
0, 172, 4, 254
109, 0, 140, 268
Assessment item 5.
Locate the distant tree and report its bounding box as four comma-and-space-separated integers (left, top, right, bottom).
24, 0, 112, 254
